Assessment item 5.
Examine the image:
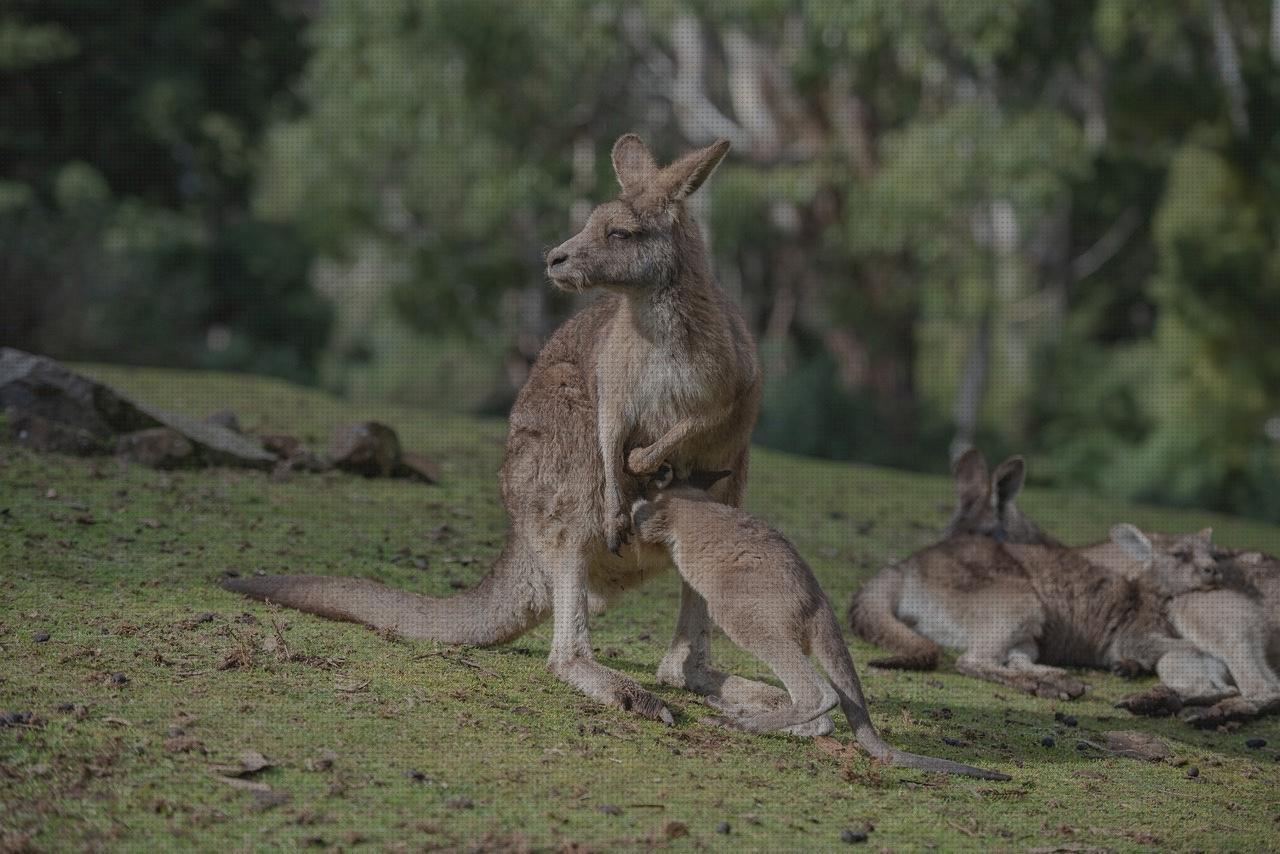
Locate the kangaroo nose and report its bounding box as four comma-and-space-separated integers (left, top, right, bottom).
547, 250, 569, 267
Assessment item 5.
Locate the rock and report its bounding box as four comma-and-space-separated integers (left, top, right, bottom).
139, 409, 275, 469
395, 451, 442, 484
1245, 738, 1267, 749
0, 349, 275, 469
7, 410, 112, 455
0, 348, 158, 439
716, 822, 731, 835
840, 829, 868, 843
33, 631, 50, 643
1040, 736, 1056, 748
327, 422, 400, 477
115, 428, 196, 469
204, 409, 242, 433
1104, 730, 1172, 762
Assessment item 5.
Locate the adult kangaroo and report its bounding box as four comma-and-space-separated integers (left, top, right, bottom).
931, 449, 1280, 719
224, 134, 786, 726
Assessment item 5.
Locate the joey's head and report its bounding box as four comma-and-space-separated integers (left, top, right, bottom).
1111, 524, 1221, 597
630, 463, 733, 543
943, 449, 1056, 545
545, 134, 730, 294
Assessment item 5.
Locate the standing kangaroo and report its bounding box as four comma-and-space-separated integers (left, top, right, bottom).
848, 523, 1223, 700
223, 134, 785, 725
630, 466, 1010, 780
922, 449, 1280, 712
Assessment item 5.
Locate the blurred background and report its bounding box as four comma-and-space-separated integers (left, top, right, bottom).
4, 0, 1280, 519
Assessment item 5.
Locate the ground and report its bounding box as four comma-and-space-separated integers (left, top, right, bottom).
1, 365, 1278, 853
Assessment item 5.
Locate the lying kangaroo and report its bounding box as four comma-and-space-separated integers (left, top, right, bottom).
629, 466, 1010, 780
943, 449, 1280, 712
848, 524, 1223, 700
224, 134, 788, 725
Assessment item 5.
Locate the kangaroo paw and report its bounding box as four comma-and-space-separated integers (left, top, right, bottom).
782, 714, 835, 737
551, 658, 674, 725
1181, 696, 1262, 729
1116, 685, 1184, 717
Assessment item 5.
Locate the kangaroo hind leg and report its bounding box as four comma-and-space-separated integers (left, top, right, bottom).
709, 646, 837, 734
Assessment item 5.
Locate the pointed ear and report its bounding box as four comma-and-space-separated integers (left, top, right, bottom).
991, 456, 1026, 509
685, 469, 733, 491
1196, 527, 1214, 543
951, 448, 990, 509
658, 138, 731, 202
611, 133, 657, 191
1111, 523, 1154, 563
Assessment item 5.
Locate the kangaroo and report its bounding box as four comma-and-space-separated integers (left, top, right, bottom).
223, 134, 789, 726
848, 525, 1223, 700
629, 466, 1010, 780
942, 449, 1280, 714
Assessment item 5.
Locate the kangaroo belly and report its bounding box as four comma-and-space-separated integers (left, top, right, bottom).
898, 575, 971, 650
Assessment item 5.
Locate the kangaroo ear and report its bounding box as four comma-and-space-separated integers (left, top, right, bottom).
685, 469, 733, 491
1195, 527, 1214, 543
1111, 523, 1154, 563
991, 456, 1027, 509
658, 138, 731, 202
951, 448, 990, 509
612, 133, 658, 191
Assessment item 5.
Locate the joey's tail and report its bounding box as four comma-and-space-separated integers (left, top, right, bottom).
814, 609, 1010, 781
220, 539, 546, 645
847, 566, 941, 670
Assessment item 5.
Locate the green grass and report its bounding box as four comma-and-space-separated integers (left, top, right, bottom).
2, 365, 1278, 852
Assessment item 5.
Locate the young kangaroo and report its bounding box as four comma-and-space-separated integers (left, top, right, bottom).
848, 526, 1223, 700
223, 134, 787, 726
629, 466, 1011, 781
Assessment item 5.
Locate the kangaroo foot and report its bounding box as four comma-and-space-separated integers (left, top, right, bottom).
1116, 684, 1184, 717
1180, 695, 1280, 729
956, 658, 1087, 701
550, 657, 674, 725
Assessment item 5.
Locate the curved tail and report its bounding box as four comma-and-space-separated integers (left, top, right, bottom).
814, 609, 1010, 781
847, 566, 940, 670
220, 540, 546, 645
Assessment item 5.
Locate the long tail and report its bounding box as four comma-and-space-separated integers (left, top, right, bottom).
847, 566, 941, 670
220, 539, 546, 645
814, 609, 1010, 781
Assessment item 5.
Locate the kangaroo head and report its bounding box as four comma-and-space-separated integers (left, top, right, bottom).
943, 449, 1052, 544
545, 134, 730, 293
1112, 524, 1221, 597
630, 463, 732, 541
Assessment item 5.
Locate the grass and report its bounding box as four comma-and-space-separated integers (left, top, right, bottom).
2, 364, 1278, 852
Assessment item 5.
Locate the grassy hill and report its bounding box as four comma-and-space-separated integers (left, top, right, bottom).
2, 365, 1278, 851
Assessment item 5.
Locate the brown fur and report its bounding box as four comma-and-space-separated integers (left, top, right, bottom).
225, 135, 778, 724
848, 527, 1222, 700
631, 474, 1009, 780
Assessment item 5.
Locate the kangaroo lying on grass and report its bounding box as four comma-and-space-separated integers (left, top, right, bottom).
849, 515, 1223, 700
917, 449, 1280, 718
224, 134, 796, 727
629, 465, 1010, 780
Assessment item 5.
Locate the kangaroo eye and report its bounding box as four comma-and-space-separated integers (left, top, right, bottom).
607, 229, 632, 241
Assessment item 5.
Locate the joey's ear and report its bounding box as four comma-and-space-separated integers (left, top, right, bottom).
685, 469, 733, 491
658, 138, 731, 202
991, 456, 1027, 509
1111, 523, 1154, 563
951, 448, 990, 509
612, 133, 658, 191
1195, 527, 1214, 543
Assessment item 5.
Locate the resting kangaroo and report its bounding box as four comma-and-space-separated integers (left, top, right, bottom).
945, 449, 1280, 712
630, 466, 1010, 780
223, 134, 787, 725
848, 523, 1223, 700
